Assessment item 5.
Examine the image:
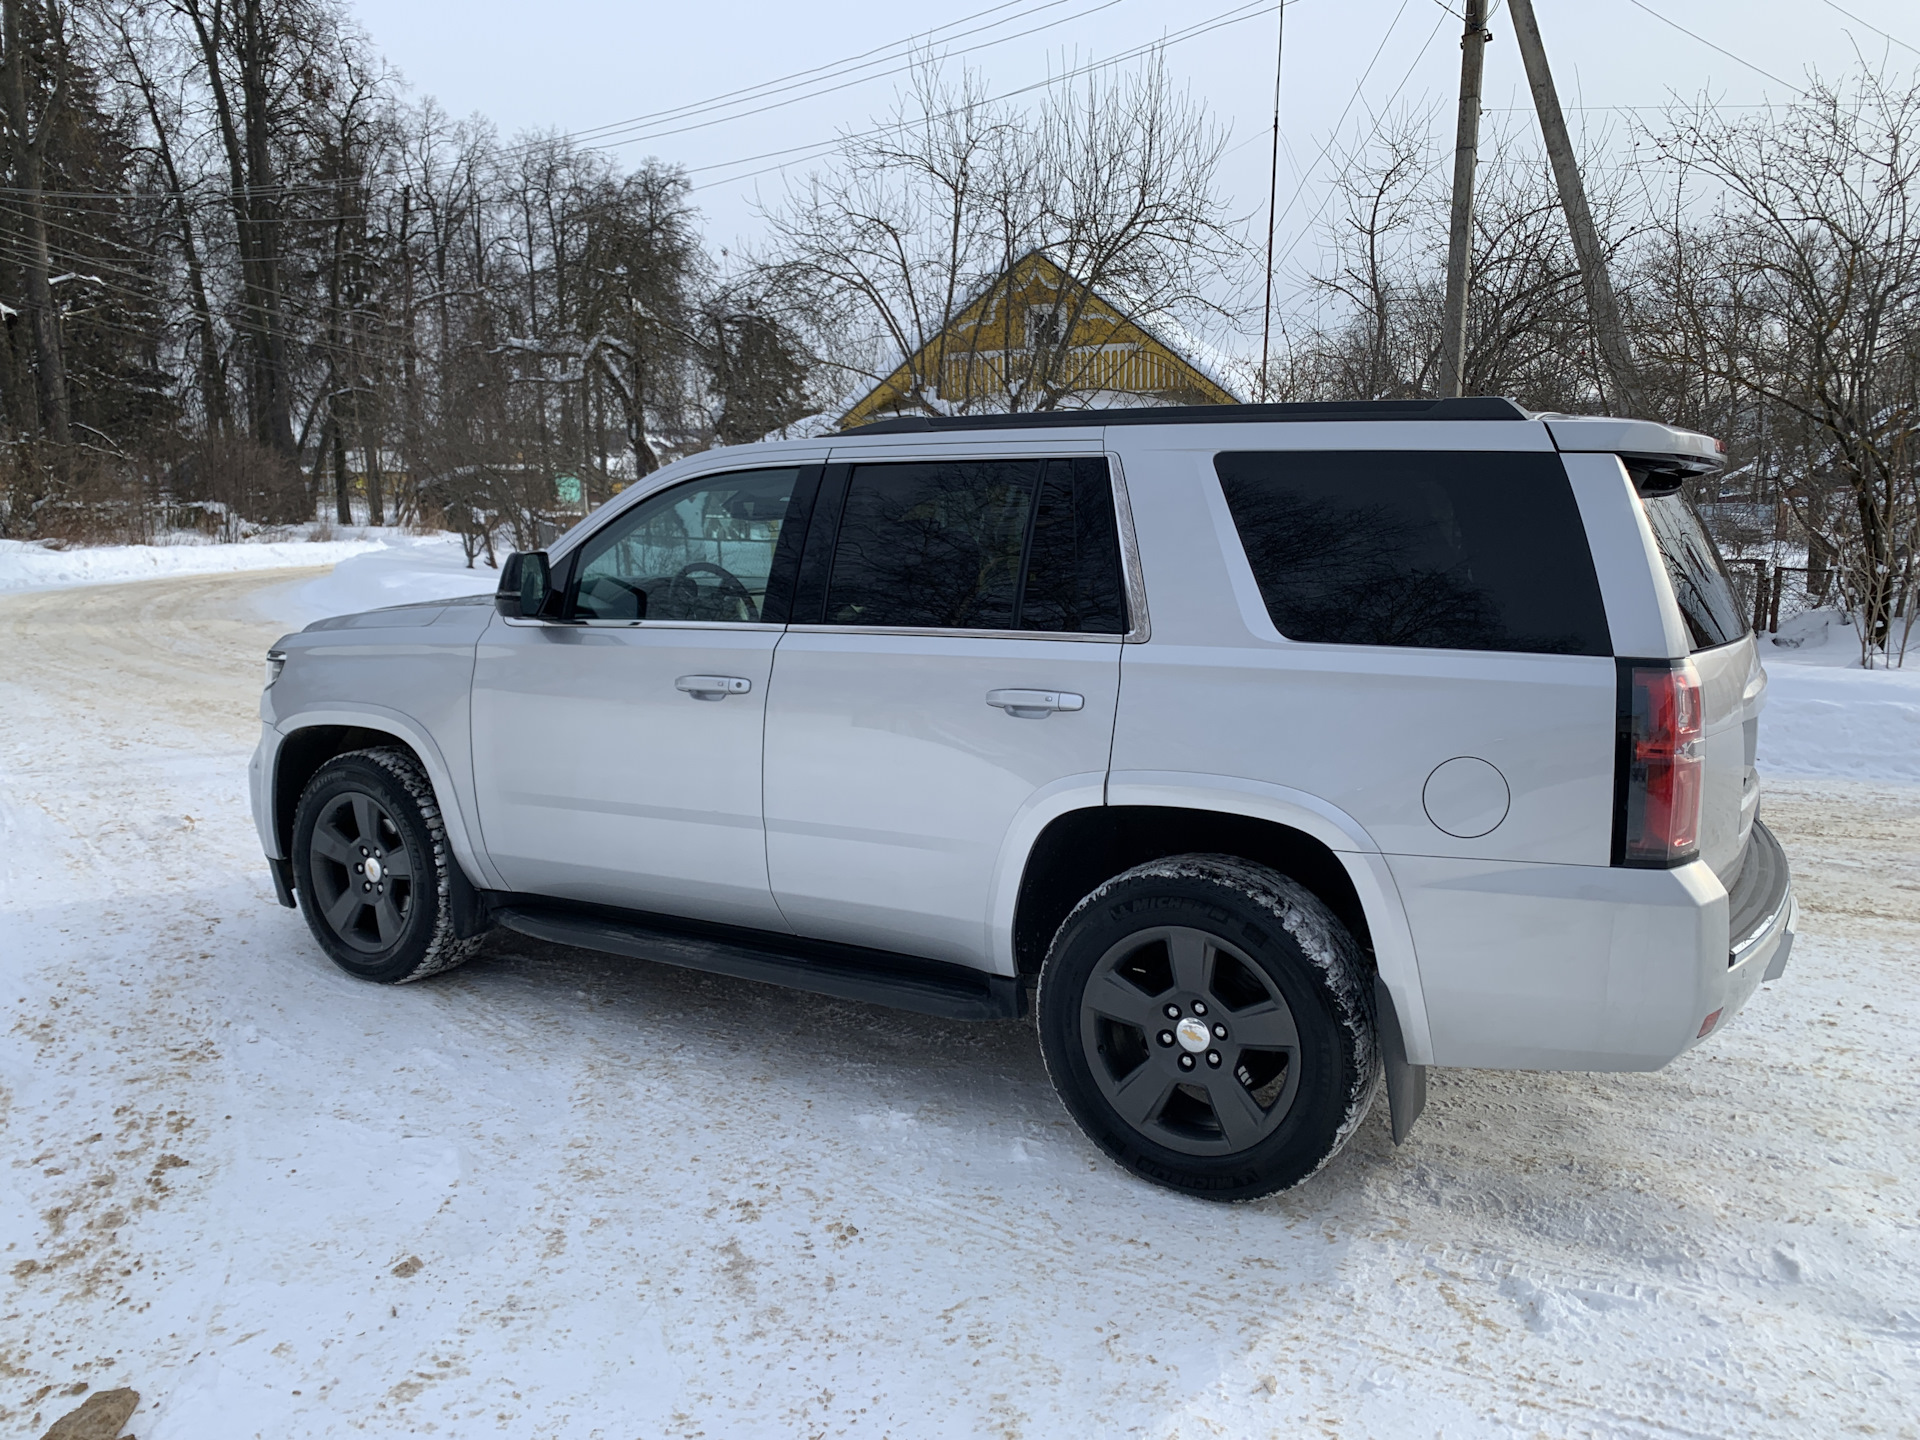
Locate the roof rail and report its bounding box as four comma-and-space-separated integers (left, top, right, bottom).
840, 396, 1531, 435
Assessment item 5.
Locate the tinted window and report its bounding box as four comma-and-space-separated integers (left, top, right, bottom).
571, 468, 799, 622
822, 459, 1126, 633
1216, 450, 1611, 656
1642, 492, 1748, 651
1019, 459, 1128, 634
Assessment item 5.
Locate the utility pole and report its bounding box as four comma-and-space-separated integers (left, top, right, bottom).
1258, 0, 1287, 401
1507, 0, 1645, 415
1437, 0, 1489, 399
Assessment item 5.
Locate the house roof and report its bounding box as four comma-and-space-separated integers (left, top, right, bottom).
837, 250, 1245, 429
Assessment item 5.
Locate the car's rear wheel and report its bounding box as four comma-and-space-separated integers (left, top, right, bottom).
1037, 854, 1378, 1200
291, 748, 484, 984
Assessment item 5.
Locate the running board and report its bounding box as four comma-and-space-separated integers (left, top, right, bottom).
492, 902, 1025, 1022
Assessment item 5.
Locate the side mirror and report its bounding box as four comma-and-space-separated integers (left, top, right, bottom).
495, 551, 554, 618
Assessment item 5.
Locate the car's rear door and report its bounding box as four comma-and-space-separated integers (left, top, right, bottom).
761, 447, 1128, 968
469, 465, 816, 928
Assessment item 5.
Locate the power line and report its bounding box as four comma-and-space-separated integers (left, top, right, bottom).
680, 0, 1277, 189
1623, 0, 1805, 93
1265, 0, 1420, 239
1818, 0, 1920, 58
543, 0, 1132, 157
1269, 5, 1454, 276
555, 0, 1056, 143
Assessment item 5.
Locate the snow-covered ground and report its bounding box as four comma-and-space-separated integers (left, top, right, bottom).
0, 529, 501, 605
1, 561, 1916, 1438
1758, 609, 1920, 783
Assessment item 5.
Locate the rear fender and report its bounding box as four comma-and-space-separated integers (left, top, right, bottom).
1003, 771, 1434, 1066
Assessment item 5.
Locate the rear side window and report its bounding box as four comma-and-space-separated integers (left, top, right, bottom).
1215, 450, 1611, 656
821, 458, 1126, 633
1019, 458, 1129, 634
1641, 492, 1748, 651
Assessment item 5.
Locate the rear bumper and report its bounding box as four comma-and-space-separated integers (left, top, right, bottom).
1389, 840, 1794, 1072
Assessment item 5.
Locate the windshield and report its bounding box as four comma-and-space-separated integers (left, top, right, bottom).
1642, 492, 1748, 651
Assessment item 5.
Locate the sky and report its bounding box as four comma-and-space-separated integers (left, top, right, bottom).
344, 0, 1920, 348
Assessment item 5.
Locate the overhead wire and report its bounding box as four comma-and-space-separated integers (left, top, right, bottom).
1268, 3, 1454, 277
1622, 0, 1804, 93
677, 0, 1277, 188
1817, 0, 1920, 58
523, 0, 1132, 156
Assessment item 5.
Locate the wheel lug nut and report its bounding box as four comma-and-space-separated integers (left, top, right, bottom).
1213, 1023, 1227, 1039
1207, 1051, 1222, 1067
1178, 1053, 1196, 1070
1163, 1004, 1181, 1020
1157, 1030, 1175, 1047
362, 881, 372, 891
1192, 1001, 1208, 1016
360, 847, 369, 856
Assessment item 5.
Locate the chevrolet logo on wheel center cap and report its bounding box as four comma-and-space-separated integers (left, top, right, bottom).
1175, 1017, 1210, 1053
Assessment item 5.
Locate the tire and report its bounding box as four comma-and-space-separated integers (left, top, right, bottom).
291, 747, 485, 984
1036, 854, 1379, 1201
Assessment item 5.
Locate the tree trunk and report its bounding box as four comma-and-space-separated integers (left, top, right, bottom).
333, 421, 351, 525
3, 0, 70, 445
180, 0, 295, 456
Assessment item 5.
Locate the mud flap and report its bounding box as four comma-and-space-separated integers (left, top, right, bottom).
1373, 976, 1428, 1145
449, 858, 491, 939
268, 856, 296, 909
1763, 929, 1793, 982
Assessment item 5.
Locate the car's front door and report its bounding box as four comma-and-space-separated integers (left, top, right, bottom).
470, 465, 814, 927
762, 454, 1128, 968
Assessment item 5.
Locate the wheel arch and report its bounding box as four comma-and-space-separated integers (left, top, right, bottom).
1007, 781, 1433, 1064
269, 707, 498, 892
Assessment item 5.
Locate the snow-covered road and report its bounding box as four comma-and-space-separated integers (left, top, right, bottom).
2, 571, 1915, 1439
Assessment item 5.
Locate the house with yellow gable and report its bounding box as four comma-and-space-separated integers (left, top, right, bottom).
838, 250, 1244, 429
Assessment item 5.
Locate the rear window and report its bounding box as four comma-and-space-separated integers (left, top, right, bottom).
1215, 450, 1611, 656
1641, 492, 1748, 651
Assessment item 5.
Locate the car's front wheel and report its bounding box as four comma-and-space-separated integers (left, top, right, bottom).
1037, 855, 1379, 1200
291, 748, 484, 984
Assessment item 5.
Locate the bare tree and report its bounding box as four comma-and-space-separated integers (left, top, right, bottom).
1645, 70, 1920, 664
761, 54, 1235, 418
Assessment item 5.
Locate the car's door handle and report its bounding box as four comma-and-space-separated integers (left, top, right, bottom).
986, 688, 1084, 719
676, 674, 752, 701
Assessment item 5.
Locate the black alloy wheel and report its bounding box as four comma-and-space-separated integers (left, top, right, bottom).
1038, 854, 1379, 1200
1080, 925, 1301, 1155
307, 789, 417, 955
291, 748, 483, 984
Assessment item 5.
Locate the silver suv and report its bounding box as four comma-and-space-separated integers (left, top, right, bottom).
250, 398, 1795, 1199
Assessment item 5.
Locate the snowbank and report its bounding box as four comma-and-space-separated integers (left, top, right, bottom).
0, 533, 387, 593
0, 529, 501, 629
1759, 609, 1920, 782
253, 534, 499, 629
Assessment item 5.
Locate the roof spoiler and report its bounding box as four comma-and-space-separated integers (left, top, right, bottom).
1541, 415, 1724, 494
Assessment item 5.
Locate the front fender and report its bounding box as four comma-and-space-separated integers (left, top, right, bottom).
269, 704, 506, 892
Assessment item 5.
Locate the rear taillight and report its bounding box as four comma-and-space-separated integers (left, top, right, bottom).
1614, 660, 1703, 867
